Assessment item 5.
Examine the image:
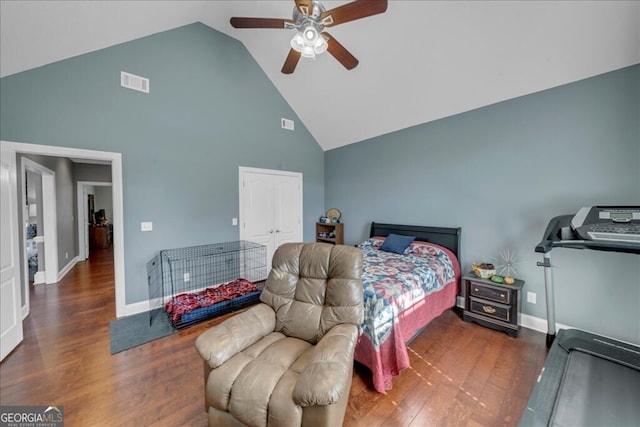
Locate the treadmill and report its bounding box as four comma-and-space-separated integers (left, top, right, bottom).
520, 206, 640, 426
520, 329, 640, 426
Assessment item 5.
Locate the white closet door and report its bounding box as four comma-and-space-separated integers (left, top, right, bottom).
273, 174, 302, 249
239, 167, 302, 268
241, 171, 274, 260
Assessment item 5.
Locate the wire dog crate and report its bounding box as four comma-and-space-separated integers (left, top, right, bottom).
148, 240, 267, 328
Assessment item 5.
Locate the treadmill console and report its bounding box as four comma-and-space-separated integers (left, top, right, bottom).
571, 206, 640, 243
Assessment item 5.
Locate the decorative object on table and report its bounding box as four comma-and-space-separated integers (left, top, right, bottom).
326, 208, 342, 223
472, 262, 496, 279
319, 216, 331, 223
490, 275, 505, 284
492, 247, 523, 277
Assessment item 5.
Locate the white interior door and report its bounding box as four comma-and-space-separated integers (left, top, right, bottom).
1, 143, 24, 361
239, 167, 303, 268
241, 171, 274, 261
273, 174, 302, 248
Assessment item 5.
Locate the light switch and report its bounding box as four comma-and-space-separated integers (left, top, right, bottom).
141, 222, 153, 232
232, 218, 238, 226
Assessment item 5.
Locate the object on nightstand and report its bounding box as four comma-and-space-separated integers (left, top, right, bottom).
472, 262, 496, 279
490, 275, 505, 284
325, 208, 341, 223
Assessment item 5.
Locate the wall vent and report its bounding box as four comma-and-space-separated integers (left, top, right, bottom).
281, 118, 294, 131
120, 71, 149, 93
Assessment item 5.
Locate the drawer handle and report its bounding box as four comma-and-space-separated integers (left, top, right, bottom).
500, 294, 505, 298
483, 306, 496, 314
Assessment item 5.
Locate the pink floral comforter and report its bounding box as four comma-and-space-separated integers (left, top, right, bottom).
355, 237, 460, 392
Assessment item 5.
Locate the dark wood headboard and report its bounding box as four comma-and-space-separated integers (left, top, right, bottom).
369, 222, 462, 262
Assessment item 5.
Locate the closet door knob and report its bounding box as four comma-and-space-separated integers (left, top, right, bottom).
268, 229, 274, 233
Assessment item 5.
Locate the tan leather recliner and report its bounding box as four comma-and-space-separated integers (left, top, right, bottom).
195, 242, 364, 427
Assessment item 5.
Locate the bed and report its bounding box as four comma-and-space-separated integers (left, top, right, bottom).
354, 222, 462, 393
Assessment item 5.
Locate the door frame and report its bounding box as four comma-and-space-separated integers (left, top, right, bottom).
77, 181, 112, 260
1, 141, 128, 318
20, 158, 58, 316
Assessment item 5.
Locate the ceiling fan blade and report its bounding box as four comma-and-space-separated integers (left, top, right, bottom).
230, 17, 293, 29
320, 0, 387, 27
281, 49, 302, 74
323, 32, 359, 70
294, 0, 313, 15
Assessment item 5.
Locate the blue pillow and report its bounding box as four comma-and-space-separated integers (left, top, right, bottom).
379, 234, 416, 254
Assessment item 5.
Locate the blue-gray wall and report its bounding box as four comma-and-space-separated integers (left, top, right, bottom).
1, 23, 324, 305
325, 65, 640, 344
2, 20, 638, 343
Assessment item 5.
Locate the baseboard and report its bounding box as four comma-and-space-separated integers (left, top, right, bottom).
519, 313, 571, 335
33, 271, 45, 285
120, 300, 152, 318
456, 295, 570, 335
57, 256, 81, 282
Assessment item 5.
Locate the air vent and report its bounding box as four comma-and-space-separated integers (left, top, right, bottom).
120, 71, 149, 93
281, 118, 294, 131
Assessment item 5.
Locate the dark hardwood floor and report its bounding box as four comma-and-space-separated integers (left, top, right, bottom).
0, 248, 548, 426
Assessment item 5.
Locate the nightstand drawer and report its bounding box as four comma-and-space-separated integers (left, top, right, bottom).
470, 282, 511, 304
469, 298, 511, 322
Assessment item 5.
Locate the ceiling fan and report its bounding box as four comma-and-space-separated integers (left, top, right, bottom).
230, 0, 388, 74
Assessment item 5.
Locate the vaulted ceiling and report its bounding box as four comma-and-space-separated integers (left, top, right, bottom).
2, 1, 638, 151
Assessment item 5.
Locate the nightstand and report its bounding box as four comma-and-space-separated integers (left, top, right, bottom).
315, 222, 344, 245
462, 273, 525, 337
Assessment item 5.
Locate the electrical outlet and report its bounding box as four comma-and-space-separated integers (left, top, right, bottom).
141, 222, 153, 232
183, 272, 190, 282
527, 292, 537, 304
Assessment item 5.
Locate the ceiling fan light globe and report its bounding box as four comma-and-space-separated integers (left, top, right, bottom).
301, 46, 316, 59
303, 26, 319, 44
313, 37, 328, 54
290, 33, 305, 52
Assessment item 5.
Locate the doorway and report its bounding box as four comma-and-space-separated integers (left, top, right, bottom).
1, 141, 128, 319
20, 157, 58, 314
77, 181, 113, 260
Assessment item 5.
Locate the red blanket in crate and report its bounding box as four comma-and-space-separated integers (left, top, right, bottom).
165, 278, 259, 322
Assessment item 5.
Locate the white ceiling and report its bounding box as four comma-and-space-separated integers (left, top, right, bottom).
2, 1, 639, 151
